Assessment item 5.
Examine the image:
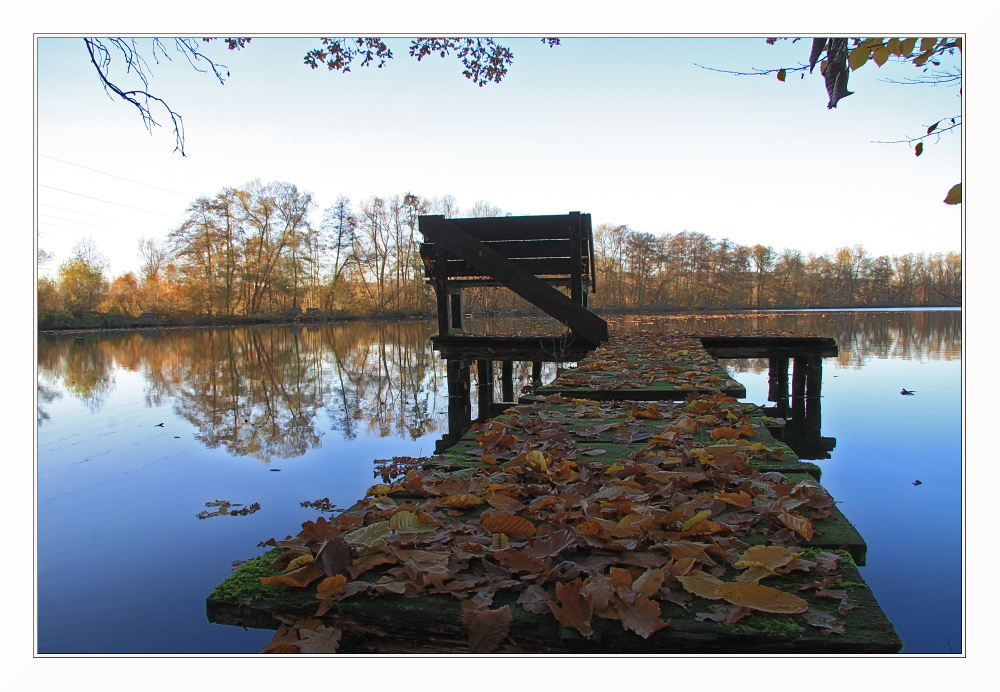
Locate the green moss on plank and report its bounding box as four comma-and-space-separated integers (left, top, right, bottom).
210, 550, 286, 603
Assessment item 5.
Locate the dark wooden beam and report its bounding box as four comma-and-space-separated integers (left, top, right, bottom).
420, 216, 608, 345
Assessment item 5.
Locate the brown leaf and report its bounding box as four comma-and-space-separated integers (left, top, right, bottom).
518, 584, 554, 615
494, 549, 548, 576
617, 596, 668, 639
547, 578, 594, 637
461, 602, 514, 653
296, 623, 343, 653
523, 528, 577, 559
261, 624, 301, 653
315, 536, 353, 577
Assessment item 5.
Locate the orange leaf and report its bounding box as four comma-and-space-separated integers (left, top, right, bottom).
677, 570, 724, 600
779, 512, 814, 540
438, 493, 484, 509
259, 563, 325, 588
482, 513, 537, 540
716, 490, 753, 508
736, 545, 802, 571
715, 582, 809, 614
316, 574, 347, 600
710, 427, 739, 440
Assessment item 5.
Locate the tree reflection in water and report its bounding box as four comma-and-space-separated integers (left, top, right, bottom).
36, 310, 959, 461
37, 322, 447, 462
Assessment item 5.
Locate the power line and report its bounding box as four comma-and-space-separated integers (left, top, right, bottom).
38, 213, 121, 230
38, 203, 118, 220
38, 185, 182, 218
39, 154, 194, 198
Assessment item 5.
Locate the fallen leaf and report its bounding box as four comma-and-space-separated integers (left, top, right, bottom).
461, 601, 514, 653
259, 563, 325, 588
677, 570, 725, 600
482, 513, 537, 540
714, 582, 809, 614
547, 578, 594, 637
779, 512, 814, 540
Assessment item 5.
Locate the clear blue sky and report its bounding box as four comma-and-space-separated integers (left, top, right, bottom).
31, 34, 965, 278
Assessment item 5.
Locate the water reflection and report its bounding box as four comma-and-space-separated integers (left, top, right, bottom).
37, 323, 447, 462
36, 309, 959, 462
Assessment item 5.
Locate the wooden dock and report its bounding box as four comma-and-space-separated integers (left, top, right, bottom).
206, 330, 901, 654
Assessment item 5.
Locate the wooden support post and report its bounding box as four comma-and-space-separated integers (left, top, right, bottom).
477, 359, 494, 420
447, 359, 471, 437
768, 357, 789, 417
450, 292, 464, 332
532, 361, 543, 384
501, 361, 514, 402
435, 277, 450, 337
791, 357, 807, 420
569, 211, 583, 305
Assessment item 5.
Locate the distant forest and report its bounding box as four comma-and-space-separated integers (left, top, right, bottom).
37, 181, 961, 328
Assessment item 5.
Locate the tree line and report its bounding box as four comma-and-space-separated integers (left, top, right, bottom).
37, 180, 961, 328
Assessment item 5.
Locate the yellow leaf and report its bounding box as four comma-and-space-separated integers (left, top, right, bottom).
676, 570, 724, 600
366, 483, 402, 496
389, 510, 438, 534
872, 45, 890, 66
848, 45, 869, 71
525, 449, 548, 472
901, 37, 918, 56
736, 545, 802, 571
886, 38, 902, 55
944, 183, 961, 205
345, 521, 391, 553
715, 582, 809, 614
920, 37, 937, 52
682, 509, 712, 531
281, 554, 314, 574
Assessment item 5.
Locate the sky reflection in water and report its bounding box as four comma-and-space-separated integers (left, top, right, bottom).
36, 310, 961, 654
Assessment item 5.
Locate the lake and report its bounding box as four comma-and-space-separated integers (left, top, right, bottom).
35, 309, 962, 654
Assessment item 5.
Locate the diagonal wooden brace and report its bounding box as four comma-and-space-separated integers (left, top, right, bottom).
421, 217, 608, 345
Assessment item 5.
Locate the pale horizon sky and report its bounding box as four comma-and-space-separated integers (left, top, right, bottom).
34, 34, 964, 279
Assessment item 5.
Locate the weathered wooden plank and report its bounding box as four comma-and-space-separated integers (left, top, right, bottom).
700, 336, 839, 359
420, 216, 608, 345
207, 550, 901, 652
434, 256, 579, 278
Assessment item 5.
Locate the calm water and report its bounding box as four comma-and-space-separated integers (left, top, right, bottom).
35, 309, 962, 654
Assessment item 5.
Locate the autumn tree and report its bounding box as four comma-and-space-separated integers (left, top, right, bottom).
57, 238, 109, 316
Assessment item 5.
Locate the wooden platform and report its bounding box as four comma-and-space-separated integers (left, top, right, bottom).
206, 330, 901, 653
